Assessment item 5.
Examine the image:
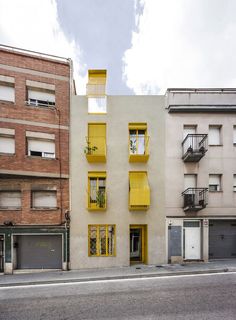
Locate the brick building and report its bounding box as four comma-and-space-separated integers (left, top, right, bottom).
0, 45, 73, 274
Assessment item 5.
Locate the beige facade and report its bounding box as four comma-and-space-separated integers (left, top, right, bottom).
70, 95, 166, 268
166, 89, 236, 263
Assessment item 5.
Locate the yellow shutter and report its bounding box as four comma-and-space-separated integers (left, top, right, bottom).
129, 172, 150, 207
88, 123, 106, 155
87, 70, 107, 96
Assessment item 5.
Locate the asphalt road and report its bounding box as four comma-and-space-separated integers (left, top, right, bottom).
0, 273, 235, 320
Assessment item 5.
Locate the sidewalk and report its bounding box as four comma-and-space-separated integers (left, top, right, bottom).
0, 260, 236, 287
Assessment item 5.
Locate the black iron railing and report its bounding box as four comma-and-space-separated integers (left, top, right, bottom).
182, 188, 208, 211
182, 134, 208, 162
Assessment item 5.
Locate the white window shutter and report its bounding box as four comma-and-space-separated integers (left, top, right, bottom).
209, 175, 220, 185
32, 191, 57, 208
28, 89, 55, 103
0, 85, 15, 102
0, 192, 21, 208
183, 126, 196, 139
28, 139, 55, 157
209, 127, 220, 145
184, 175, 197, 189
0, 136, 15, 154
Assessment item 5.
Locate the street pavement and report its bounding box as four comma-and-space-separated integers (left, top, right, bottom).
0, 259, 236, 287
0, 272, 235, 319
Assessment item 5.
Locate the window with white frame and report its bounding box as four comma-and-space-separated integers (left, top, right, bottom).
26, 131, 55, 158
234, 175, 236, 192
233, 126, 236, 145
0, 76, 15, 103
209, 174, 221, 192
0, 128, 15, 154
31, 190, 57, 209
209, 126, 221, 145
88, 97, 107, 113
26, 80, 55, 107
0, 191, 21, 209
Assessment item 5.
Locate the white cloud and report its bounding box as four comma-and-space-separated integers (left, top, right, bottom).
0, 0, 86, 93
123, 0, 236, 94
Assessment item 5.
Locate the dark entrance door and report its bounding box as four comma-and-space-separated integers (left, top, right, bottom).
130, 226, 146, 263
209, 220, 236, 259
0, 236, 4, 272
17, 235, 62, 269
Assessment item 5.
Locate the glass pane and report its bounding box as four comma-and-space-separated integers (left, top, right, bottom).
90, 178, 97, 203
107, 226, 114, 255
99, 226, 106, 255
129, 130, 137, 154
137, 130, 145, 154
89, 226, 97, 255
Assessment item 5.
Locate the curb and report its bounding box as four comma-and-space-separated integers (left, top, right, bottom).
0, 268, 233, 288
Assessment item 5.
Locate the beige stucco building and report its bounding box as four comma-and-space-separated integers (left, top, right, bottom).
166, 88, 236, 263
70, 71, 166, 268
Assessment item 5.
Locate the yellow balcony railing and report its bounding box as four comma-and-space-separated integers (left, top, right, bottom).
84, 136, 106, 163
87, 190, 107, 211
129, 136, 149, 162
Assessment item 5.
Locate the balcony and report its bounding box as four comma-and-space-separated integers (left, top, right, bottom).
182, 188, 208, 212
84, 136, 106, 163
129, 136, 149, 163
182, 134, 207, 162
87, 190, 107, 211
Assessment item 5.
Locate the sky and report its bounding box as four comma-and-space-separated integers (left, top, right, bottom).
0, 0, 236, 94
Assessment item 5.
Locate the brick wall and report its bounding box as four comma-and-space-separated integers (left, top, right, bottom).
0, 177, 69, 225
0, 47, 71, 227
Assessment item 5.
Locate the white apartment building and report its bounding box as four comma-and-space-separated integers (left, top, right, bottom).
166, 88, 236, 263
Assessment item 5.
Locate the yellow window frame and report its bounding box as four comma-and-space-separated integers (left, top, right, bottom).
88, 224, 116, 257
88, 172, 106, 210
128, 123, 149, 162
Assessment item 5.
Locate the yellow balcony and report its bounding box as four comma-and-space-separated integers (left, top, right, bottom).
129, 136, 149, 162
87, 190, 107, 211
85, 136, 106, 163
129, 172, 150, 211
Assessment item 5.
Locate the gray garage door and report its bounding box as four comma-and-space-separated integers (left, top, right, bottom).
17, 235, 62, 269
209, 220, 236, 259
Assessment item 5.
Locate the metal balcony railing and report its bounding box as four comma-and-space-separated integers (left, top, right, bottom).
88, 190, 107, 210
182, 188, 208, 212
182, 134, 208, 162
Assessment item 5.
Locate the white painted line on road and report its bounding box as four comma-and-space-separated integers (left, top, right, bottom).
0, 271, 235, 290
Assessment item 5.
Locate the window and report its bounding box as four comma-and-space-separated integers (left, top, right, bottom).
87, 70, 107, 113
129, 123, 149, 162
209, 126, 221, 145
88, 97, 107, 113
88, 225, 115, 256
85, 123, 106, 162
0, 191, 21, 209
0, 128, 15, 154
88, 172, 106, 210
129, 172, 150, 210
184, 174, 197, 190
234, 175, 236, 192
209, 174, 221, 192
26, 131, 55, 158
26, 80, 55, 107
0, 76, 15, 103
31, 190, 57, 209
183, 125, 197, 139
